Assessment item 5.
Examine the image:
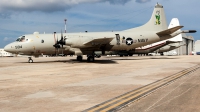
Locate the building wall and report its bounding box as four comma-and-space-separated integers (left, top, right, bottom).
195, 40, 200, 53
0, 49, 14, 57
176, 37, 194, 55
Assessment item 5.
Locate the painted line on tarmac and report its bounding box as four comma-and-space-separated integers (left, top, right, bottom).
83, 64, 200, 112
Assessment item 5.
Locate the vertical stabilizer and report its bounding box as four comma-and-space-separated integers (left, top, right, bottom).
168, 18, 182, 42
124, 3, 167, 32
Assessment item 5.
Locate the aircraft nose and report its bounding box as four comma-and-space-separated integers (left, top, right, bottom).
4, 44, 13, 53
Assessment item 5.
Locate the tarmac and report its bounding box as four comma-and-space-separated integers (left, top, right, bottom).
0, 55, 200, 112
121, 67, 200, 112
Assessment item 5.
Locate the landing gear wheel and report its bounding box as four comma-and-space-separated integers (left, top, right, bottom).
95, 54, 101, 58
28, 57, 33, 63
129, 54, 133, 56
77, 56, 83, 61
28, 59, 33, 63
87, 56, 94, 62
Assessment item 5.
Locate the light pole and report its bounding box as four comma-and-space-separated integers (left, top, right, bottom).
64, 19, 67, 33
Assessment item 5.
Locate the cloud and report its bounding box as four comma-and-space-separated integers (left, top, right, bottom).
0, 0, 131, 13
135, 0, 151, 3
3, 37, 16, 42
102, 0, 132, 5
3, 37, 11, 41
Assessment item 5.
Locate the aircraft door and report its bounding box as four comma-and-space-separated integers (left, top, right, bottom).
116, 34, 120, 45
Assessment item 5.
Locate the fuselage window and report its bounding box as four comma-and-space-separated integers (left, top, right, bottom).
122, 36, 126, 43
41, 40, 44, 43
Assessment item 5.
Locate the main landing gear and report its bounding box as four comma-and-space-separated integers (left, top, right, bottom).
28, 57, 33, 63
76, 55, 95, 62
87, 55, 94, 62
77, 56, 83, 61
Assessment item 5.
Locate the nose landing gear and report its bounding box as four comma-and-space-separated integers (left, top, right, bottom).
28, 57, 33, 63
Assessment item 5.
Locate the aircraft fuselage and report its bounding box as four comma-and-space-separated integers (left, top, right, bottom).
4, 31, 175, 56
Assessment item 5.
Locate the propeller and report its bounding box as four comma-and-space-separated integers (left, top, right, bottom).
53, 30, 65, 49
53, 37, 61, 49
53, 32, 57, 55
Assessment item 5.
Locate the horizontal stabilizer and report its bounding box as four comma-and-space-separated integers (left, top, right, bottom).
83, 37, 114, 46
156, 26, 184, 37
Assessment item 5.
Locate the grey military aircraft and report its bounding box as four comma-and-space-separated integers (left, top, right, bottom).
4, 3, 195, 63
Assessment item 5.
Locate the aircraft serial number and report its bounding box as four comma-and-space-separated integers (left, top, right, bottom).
15, 45, 22, 49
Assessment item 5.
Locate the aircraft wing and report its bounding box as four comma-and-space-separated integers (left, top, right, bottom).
83, 37, 114, 46
135, 41, 174, 53
156, 26, 184, 37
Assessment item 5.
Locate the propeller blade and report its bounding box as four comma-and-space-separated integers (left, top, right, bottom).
57, 36, 59, 43
53, 32, 57, 55
53, 31, 65, 49
60, 30, 64, 48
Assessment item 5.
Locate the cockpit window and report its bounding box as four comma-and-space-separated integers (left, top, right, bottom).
16, 38, 20, 41
16, 36, 26, 42
19, 36, 25, 42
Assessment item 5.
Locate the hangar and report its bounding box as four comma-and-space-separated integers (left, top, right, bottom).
164, 33, 194, 55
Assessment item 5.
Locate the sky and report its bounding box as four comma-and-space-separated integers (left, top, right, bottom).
0, 0, 199, 48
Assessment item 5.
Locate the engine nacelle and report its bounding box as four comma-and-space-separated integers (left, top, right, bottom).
65, 40, 72, 46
